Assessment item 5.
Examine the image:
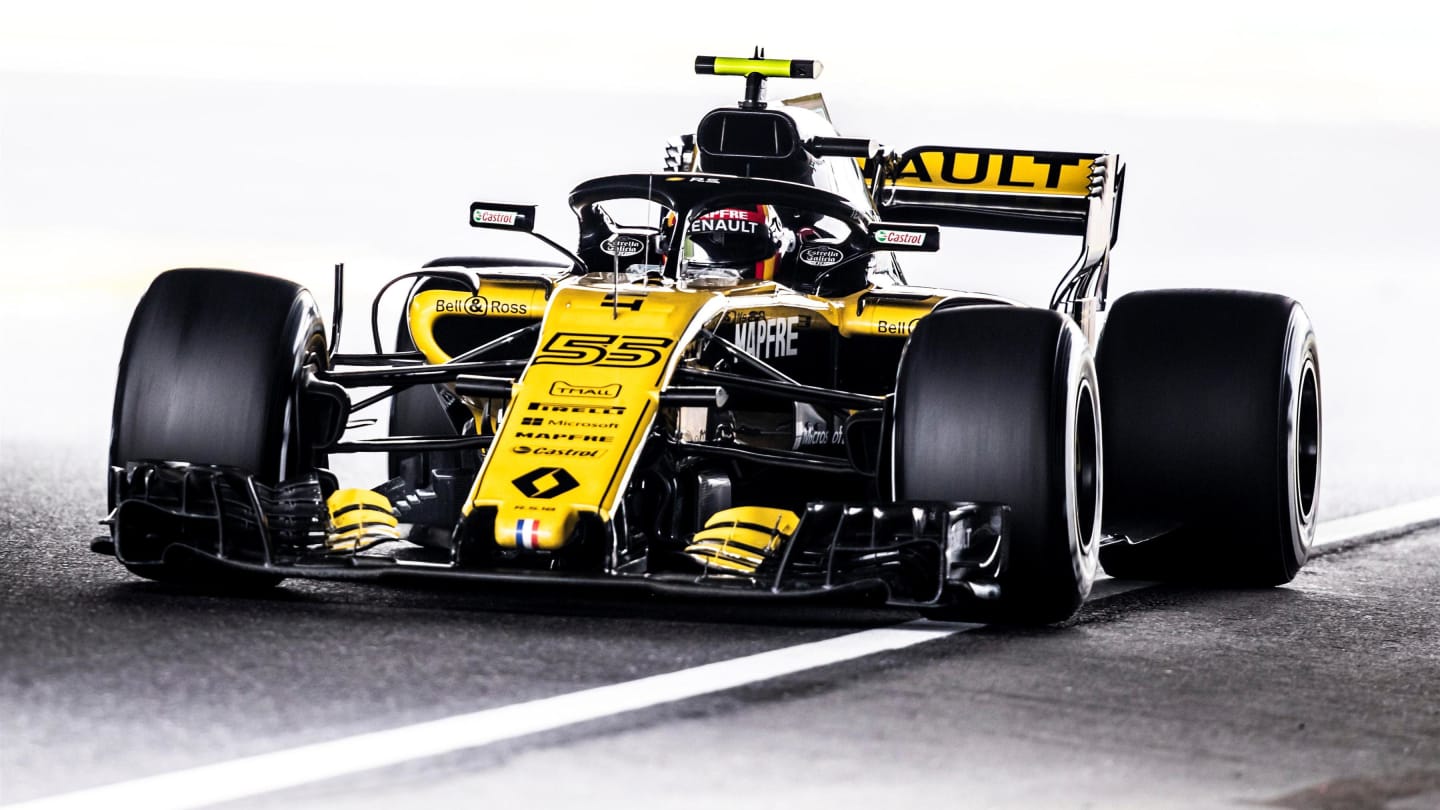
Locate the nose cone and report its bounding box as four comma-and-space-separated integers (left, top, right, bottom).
497, 502, 582, 552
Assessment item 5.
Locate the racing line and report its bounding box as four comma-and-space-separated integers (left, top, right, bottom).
10, 496, 1440, 810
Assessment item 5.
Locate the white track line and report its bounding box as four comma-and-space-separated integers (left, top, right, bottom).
4, 622, 972, 810
9, 498, 1440, 810
1313, 495, 1440, 553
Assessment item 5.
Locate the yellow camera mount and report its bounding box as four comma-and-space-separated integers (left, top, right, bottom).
694, 47, 822, 109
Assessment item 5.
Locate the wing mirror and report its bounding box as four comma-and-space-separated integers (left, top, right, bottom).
469, 201, 585, 271
469, 202, 537, 232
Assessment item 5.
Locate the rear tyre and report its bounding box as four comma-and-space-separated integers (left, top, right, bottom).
894, 306, 1101, 625
111, 268, 329, 590
1097, 290, 1321, 585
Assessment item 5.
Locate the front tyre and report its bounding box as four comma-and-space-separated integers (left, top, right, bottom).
110, 268, 329, 590
893, 306, 1101, 625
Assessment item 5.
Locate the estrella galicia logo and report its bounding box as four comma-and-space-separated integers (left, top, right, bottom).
799, 245, 842, 267
601, 235, 646, 257
511, 466, 580, 499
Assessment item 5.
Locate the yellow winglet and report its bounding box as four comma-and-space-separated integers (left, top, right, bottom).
325, 488, 402, 553
684, 506, 800, 575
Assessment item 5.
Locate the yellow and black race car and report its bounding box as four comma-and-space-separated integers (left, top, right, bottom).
99, 54, 1322, 624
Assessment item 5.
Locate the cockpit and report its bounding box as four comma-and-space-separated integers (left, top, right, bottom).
569, 174, 921, 296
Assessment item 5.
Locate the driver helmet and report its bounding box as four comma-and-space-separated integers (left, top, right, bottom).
680, 204, 794, 286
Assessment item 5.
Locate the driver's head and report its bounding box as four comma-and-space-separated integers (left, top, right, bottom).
681, 204, 793, 285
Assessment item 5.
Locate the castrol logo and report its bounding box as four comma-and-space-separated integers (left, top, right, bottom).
472, 209, 519, 227
873, 229, 925, 246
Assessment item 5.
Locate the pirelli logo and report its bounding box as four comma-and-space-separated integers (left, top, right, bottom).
862, 147, 1096, 196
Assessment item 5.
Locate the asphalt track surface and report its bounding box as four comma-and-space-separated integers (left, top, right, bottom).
2, 443, 1438, 810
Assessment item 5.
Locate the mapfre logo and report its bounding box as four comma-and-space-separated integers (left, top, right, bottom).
733, 315, 800, 360
550, 381, 621, 399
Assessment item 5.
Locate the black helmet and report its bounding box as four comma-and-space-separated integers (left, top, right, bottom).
681, 204, 794, 286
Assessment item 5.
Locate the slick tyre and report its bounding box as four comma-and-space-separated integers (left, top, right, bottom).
1097, 290, 1321, 586
111, 268, 330, 590
894, 306, 1101, 625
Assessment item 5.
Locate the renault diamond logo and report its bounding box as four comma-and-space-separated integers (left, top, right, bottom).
511, 466, 580, 499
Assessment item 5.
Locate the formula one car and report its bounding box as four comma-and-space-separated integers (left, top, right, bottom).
99, 54, 1322, 624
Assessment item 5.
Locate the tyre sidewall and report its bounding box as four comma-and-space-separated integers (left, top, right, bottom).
1278, 307, 1321, 576
1058, 343, 1102, 600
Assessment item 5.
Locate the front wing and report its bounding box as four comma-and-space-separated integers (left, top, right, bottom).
100, 462, 1009, 609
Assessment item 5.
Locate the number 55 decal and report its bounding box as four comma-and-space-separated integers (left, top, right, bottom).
533, 333, 675, 368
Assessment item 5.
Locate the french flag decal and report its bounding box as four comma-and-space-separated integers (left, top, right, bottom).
515, 519, 541, 550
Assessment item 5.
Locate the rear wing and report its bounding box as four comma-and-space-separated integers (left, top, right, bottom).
860, 146, 1125, 331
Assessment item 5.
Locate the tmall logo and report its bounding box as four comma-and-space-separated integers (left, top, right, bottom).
550, 381, 622, 399
511, 467, 580, 499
